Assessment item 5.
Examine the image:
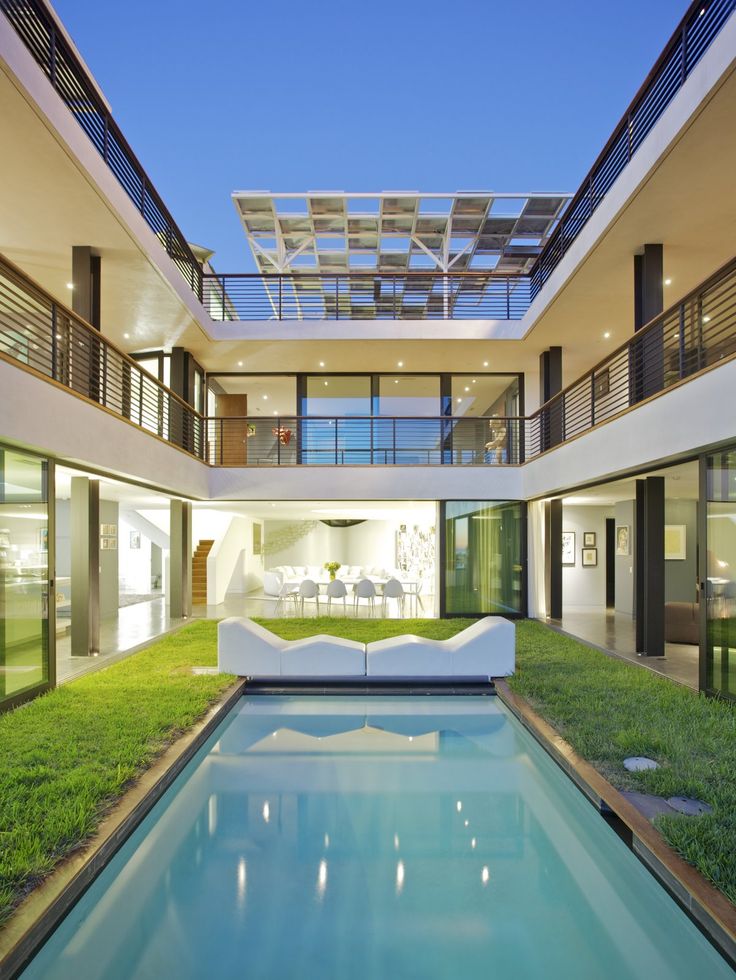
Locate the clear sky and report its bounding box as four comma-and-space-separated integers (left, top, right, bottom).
53, 0, 687, 272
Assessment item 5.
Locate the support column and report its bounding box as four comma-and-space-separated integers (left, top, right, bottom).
71, 246, 101, 329
631, 244, 664, 403
635, 476, 665, 656
545, 498, 563, 620
539, 346, 563, 450
169, 500, 192, 618
71, 477, 100, 656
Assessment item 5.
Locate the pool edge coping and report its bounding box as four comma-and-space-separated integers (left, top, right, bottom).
0, 677, 247, 979
495, 679, 736, 969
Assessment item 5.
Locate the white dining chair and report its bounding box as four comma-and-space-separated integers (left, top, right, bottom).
381, 577, 405, 618
403, 579, 424, 617
353, 578, 376, 617
299, 578, 320, 616
326, 578, 348, 616
274, 581, 299, 617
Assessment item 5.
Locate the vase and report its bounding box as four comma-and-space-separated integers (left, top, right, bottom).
329, 571, 336, 581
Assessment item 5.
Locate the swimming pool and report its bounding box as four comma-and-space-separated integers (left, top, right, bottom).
22, 695, 734, 979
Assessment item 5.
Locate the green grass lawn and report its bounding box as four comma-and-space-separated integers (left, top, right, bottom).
511, 620, 736, 904
3, 615, 736, 931
0, 621, 232, 927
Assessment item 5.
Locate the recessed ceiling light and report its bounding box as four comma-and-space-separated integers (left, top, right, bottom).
483, 361, 489, 367
464, 386, 470, 392
397, 361, 403, 367
66, 282, 74, 290
472, 379, 476, 384
123, 332, 130, 339
237, 360, 243, 367
664, 278, 672, 286
603, 331, 611, 339
703, 315, 711, 323
394, 379, 399, 384
273, 410, 277, 416
457, 397, 462, 403
262, 394, 268, 400
319, 361, 325, 367
324, 381, 329, 386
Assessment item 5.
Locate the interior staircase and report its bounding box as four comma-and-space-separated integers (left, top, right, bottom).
192, 539, 214, 605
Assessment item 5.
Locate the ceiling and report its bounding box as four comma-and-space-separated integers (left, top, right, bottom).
561, 460, 699, 506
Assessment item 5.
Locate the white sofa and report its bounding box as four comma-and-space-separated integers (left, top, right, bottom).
218, 616, 514, 680
218, 617, 365, 676
366, 617, 515, 678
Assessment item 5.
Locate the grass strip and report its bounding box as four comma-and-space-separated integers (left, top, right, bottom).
511, 620, 736, 904
0, 621, 232, 927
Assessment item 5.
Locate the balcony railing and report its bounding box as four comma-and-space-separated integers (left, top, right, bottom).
202, 272, 532, 321
2, 251, 736, 471
0, 254, 205, 457
526, 256, 736, 458
0, 0, 203, 298
205, 416, 523, 466
530, 0, 735, 299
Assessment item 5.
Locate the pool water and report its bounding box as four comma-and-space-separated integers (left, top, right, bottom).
23, 696, 735, 979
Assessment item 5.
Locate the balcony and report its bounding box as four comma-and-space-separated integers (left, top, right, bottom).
1, 251, 735, 472
202, 272, 532, 322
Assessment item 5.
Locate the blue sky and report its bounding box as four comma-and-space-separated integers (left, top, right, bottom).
54, 0, 687, 272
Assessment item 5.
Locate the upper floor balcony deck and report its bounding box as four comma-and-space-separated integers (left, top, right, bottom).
1, 250, 734, 477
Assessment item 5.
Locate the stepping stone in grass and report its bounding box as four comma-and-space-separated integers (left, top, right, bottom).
666, 796, 713, 816
623, 756, 659, 772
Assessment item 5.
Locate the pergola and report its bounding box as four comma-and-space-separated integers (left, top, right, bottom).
232, 191, 571, 276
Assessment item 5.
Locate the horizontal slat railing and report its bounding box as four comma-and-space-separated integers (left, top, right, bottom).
202, 272, 532, 321
3, 250, 736, 469
0, 254, 205, 458
530, 0, 735, 299
205, 416, 523, 466
526, 257, 736, 458
0, 0, 203, 299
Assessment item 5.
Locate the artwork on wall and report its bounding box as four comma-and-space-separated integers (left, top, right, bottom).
37, 527, 48, 552
129, 531, 141, 550
253, 522, 262, 556
664, 524, 686, 560
100, 536, 117, 551
101, 523, 117, 536
582, 548, 598, 567
100, 524, 117, 551
561, 531, 575, 566
396, 524, 435, 586
583, 532, 596, 547
616, 525, 630, 556
0, 529, 10, 549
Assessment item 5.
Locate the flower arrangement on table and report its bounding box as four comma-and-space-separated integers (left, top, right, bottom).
323, 561, 341, 581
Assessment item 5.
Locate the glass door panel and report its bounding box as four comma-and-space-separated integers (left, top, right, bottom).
0, 448, 50, 705
705, 449, 736, 698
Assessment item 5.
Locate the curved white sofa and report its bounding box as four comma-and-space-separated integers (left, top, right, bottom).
218, 617, 365, 677
366, 617, 514, 678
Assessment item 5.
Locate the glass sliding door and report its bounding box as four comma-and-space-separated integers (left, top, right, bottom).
705, 449, 736, 698
443, 500, 524, 615
376, 375, 443, 464
301, 376, 371, 464
0, 447, 53, 707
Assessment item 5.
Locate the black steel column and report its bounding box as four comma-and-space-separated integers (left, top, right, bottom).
71, 476, 100, 656
545, 498, 563, 620
636, 476, 665, 656
539, 347, 563, 450
71, 246, 101, 329
632, 244, 664, 404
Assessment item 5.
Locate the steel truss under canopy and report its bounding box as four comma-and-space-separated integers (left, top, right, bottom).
232, 191, 571, 277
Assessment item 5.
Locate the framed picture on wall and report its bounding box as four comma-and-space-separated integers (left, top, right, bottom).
130, 531, 141, 550
616, 525, 630, 556
664, 524, 686, 560
582, 548, 598, 567
583, 532, 596, 547
38, 527, 48, 552
561, 531, 575, 566
253, 522, 262, 556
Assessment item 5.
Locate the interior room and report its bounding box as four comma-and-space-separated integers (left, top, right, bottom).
558, 460, 700, 688
187, 500, 439, 619
54, 467, 179, 682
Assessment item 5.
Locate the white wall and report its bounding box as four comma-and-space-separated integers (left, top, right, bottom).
119, 514, 153, 595
206, 516, 265, 603
562, 505, 613, 609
